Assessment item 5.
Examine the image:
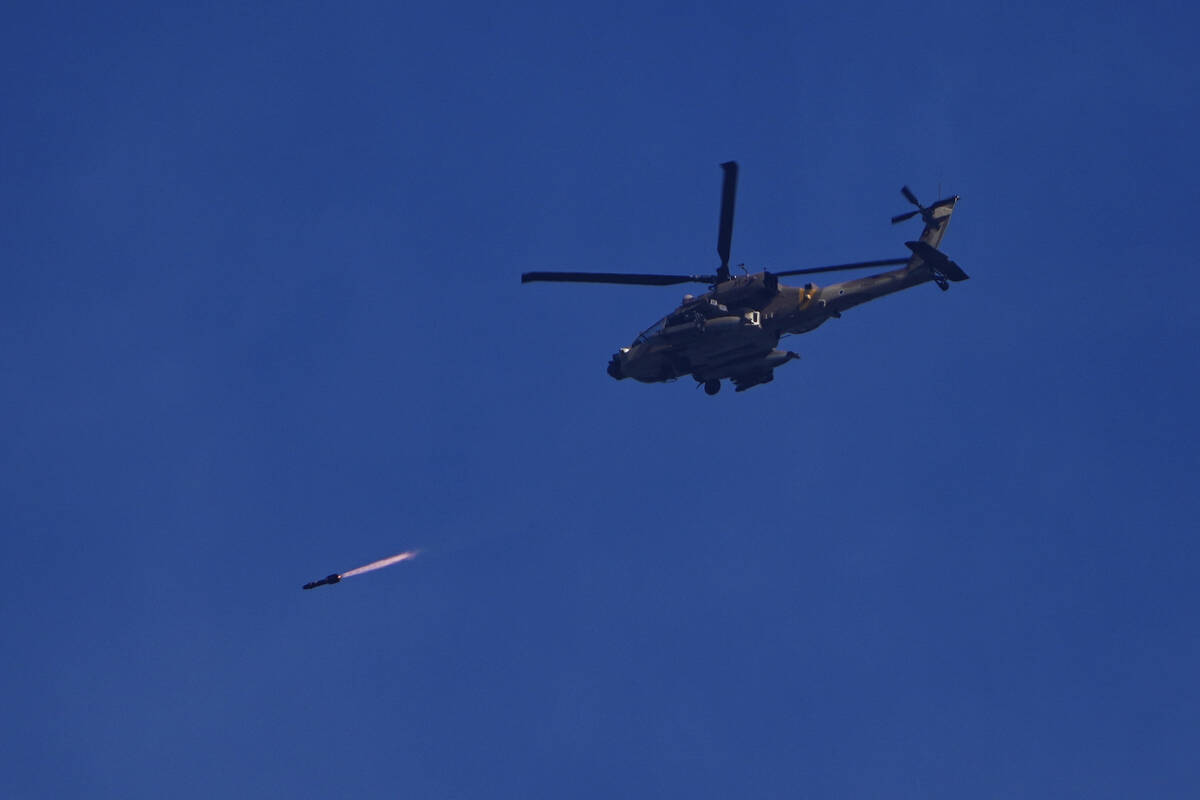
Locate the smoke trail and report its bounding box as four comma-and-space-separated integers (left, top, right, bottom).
339, 550, 419, 579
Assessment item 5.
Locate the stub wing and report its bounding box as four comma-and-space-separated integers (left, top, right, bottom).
728, 350, 800, 392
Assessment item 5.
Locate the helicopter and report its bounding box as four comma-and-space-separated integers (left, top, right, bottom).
521, 162, 967, 394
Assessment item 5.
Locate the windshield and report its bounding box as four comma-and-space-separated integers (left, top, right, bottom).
634, 315, 669, 344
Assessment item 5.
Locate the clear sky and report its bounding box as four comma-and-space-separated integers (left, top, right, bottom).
4, 1, 1198, 797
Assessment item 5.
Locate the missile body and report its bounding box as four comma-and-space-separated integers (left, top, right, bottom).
302, 573, 342, 590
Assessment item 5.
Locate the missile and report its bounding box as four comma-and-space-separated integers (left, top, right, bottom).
302, 573, 342, 590
301, 549, 417, 592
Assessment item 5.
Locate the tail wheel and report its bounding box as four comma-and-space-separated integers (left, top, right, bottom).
704, 380, 721, 396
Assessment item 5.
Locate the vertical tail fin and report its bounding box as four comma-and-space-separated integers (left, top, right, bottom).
916, 195, 958, 250
892, 190, 965, 288
892, 187, 958, 249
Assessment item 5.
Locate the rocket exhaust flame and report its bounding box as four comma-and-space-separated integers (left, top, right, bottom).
339, 550, 419, 579
302, 550, 418, 590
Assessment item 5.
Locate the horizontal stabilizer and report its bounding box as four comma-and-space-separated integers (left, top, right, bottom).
905, 241, 969, 282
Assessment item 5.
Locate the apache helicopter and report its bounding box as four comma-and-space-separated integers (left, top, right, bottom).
521, 162, 967, 394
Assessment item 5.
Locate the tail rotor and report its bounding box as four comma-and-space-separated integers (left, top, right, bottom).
891, 185, 957, 226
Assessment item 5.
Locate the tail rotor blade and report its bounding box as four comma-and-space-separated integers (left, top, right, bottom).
716, 161, 738, 280
890, 209, 920, 225
901, 185, 920, 207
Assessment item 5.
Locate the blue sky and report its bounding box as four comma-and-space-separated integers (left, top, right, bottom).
4, 1, 1198, 797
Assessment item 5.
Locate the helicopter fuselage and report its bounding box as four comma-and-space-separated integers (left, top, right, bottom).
521, 162, 966, 394
608, 260, 935, 392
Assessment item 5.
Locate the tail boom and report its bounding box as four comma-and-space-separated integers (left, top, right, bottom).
806, 193, 966, 317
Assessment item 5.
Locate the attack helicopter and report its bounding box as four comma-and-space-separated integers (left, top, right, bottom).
521, 162, 967, 394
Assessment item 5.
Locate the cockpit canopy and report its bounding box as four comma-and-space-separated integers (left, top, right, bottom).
633, 315, 669, 344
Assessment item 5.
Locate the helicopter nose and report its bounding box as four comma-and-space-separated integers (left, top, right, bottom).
607, 353, 625, 380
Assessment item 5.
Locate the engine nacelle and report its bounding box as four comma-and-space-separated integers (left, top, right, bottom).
711, 273, 779, 307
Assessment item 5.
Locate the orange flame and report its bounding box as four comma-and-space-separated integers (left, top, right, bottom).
339, 550, 419, 579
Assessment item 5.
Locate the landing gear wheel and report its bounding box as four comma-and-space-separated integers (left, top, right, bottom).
704, 380, 721, 396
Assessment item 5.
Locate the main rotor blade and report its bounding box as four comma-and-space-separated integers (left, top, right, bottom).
773, 257, 909, 278
521, 271, 716, 286
716, 161, 738, 275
